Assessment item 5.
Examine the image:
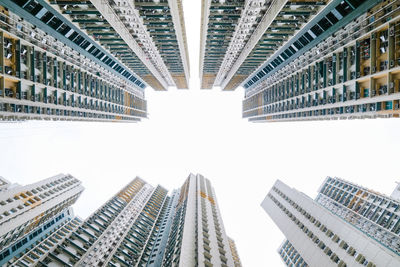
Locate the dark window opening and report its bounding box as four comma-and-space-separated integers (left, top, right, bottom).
80, 40, 90, 49
23, 1, 40, 14
48, 17, 62, 30
288, 46, 296, 55
310, 24, 323, 37
102, 56, 109, 63
318, 17, 332, 31
298, 36, 309, 46
285, 48, 293, 57
303, 32, 314, 42
40, 11, 53, 23
335, 2, 353, 17
92, 48, 100, 57
57, 24, 69, 35
68, 31, 78, 41
326, 12, 339, 24
96, 52, 105, 60
87, 45, 96, 53
73, 35, 84, 46
281, 52, 288, 60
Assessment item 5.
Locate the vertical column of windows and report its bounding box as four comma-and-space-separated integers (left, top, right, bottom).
317, 177, 400, 255
0, 9, 146, 122
0, 175, 82, 249
270, 186, 377, 267
206, 178, 228, 266
278, 240, 308, 267
10, 217, 82, 267
244, 1, 400, 122
32, 178, 146, 266
162, 200, 187, 266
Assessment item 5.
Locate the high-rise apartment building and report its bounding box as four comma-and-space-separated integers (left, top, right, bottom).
0, 174, 84, 265
262, 178, 400, 267
199, 0, 329, 90
200, 0, 400, 122
0, 208, 77, 266
0, 0, 189, 122
162, 173, 235, 267
4, 173, 240, 267
242, 0, 400, 122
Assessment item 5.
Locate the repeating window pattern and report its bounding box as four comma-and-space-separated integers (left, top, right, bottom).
199, 0, 245, 89
147, 190, 180, 266
7, 216, 82, 267
107, 186, 168, 267
278, 239, 308, 267
317, 177, 400, 256
75, 182, 154, 266
8, 0, 146, 89
0, 4, 147, 122
5, 178, 150, 266
269, 185, 377, 267
0, 208, 70, 265
3, 175, 239, 267
0, 174, 83, 251
228, 237, 242, 267
243, 0, 400, 122
162, 174, 236, 267
219, 0, 329, 91
162, 199, 187, 267
162, 178, 190, 266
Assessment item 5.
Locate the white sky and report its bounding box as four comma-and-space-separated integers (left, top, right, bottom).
1, 1, 400, 266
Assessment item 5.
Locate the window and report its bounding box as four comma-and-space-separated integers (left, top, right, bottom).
318, 18, 332, 31
325, 248, 332, 256
332, 234, 340, 243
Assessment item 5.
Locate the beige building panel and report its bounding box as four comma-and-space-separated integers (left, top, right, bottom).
201, 74, 216, 89
224, 75, 246, 91
172, 74, 188, 89
143, 75, 167, 91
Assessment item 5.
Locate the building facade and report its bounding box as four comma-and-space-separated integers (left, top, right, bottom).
4, 173, 240, 267
162, 173, 235, 267
0, 0, 189, 122
228, 237, 242, 267
200, 0, 400, 121
316, 177, 400, 258
0, 174, 84, 265
199, 0, 329, 90
243, 0, 400, 122
0, 208, 77, 266
262, 178, 400, 267
278, 239, 308, 267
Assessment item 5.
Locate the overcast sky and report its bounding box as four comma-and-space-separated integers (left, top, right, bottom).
1, 1, 400, 266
